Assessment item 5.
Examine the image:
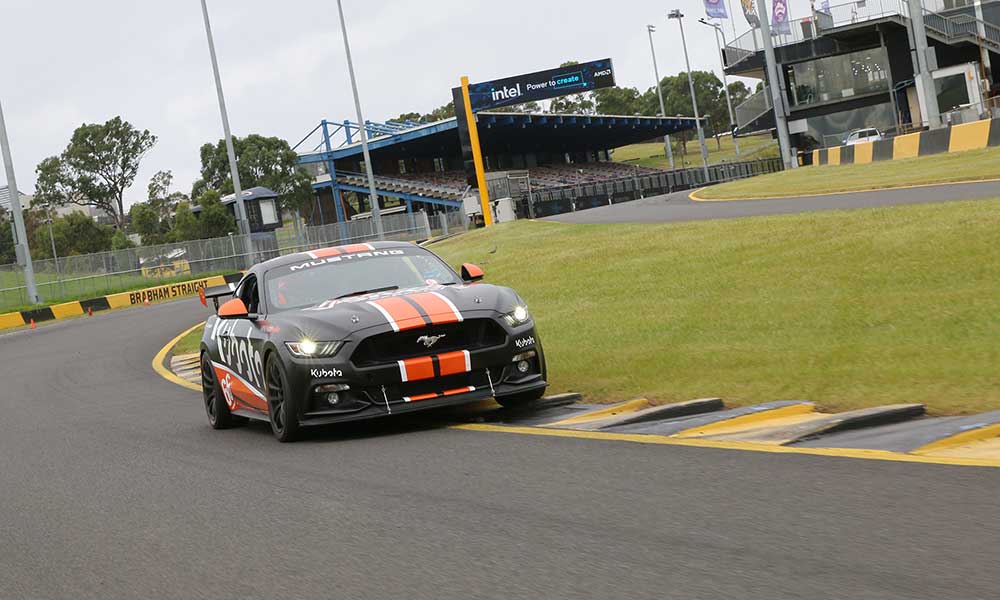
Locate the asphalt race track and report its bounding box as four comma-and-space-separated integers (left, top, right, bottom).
2, 300, 1000, 599
545, 181, 1000, 224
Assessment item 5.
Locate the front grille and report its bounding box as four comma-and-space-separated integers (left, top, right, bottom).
351, 318, 506, 367
365, 366, 505, 403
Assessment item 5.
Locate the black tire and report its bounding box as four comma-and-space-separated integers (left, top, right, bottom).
495, 387, 546, 409
201, 353, 247, 429
265, 353, 302, 443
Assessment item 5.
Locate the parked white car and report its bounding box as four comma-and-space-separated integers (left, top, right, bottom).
844, 128, 884, 145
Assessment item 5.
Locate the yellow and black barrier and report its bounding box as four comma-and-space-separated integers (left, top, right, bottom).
0, 273, 242, 331
801, 116, 1000, 166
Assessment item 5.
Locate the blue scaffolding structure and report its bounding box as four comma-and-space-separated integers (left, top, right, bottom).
293, 119, 463, 231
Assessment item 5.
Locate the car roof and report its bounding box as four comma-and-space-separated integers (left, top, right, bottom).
250, 240, 420, 274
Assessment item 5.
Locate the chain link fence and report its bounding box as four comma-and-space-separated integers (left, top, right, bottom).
0, 210, 435, 312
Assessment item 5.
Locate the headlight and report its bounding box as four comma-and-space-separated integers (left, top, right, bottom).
502, 305, 531, 327
285, 340, 344, 358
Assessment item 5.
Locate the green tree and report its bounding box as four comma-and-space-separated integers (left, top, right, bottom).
34, 117, 157, 228
32, 212, 115, 259
147, 170, 187, 226
392, 112, 423, 123
392, 102, 455, 124
593, 86, 642, 115
727, 81, 751, 110
0, 211, 14, 265
424, 102, 454, 121
111, 229, 134, 250
169, 202, 201, 242
129, 202, 166, 246
195, 190, 237, 239
197, 134, 313, 214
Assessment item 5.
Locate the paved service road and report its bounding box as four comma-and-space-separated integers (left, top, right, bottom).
545, 181, 1000, 224
2, 301, 999, 599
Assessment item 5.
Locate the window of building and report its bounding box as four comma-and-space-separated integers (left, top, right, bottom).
258, 199, 278, 226
787, 47, 889, 108
934, 73, 970, 112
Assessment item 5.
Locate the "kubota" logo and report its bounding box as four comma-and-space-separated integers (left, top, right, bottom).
311, 368, 343, 378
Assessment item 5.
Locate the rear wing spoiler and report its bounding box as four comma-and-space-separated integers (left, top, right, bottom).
199, 284, 237, 310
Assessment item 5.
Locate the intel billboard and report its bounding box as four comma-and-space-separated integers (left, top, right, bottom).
465, 58, 616, 112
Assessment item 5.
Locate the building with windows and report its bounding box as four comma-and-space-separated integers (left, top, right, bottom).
727, 0, 1000, 150
0, 185, 32, 215
190, 186, 283, 233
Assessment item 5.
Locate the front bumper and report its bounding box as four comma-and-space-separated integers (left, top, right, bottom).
283, 321, 547, 427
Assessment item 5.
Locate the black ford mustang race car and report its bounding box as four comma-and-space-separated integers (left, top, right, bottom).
198, 241, 547, 441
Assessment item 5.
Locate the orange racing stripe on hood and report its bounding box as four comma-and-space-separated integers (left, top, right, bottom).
368, 296, 427, 332
407, 292, 463, 325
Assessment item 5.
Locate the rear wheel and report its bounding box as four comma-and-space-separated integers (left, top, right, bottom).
201, 353, 246, 429
496, 387, 546, 409
265, 354, 302, 442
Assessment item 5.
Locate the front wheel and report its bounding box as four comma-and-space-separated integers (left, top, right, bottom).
201, 353, 247, 429
265, 354, 302, 442
495, 387, 546, 409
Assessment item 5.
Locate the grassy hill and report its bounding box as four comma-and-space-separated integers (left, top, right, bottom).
613, 134, 778, 170
698, 145, 1000, 199
432, 199, 1000, 414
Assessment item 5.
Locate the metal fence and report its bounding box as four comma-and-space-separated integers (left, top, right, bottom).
522, 158, 784, 218
0, 210, 433, 312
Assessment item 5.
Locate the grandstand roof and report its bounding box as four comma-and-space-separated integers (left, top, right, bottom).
297, 112, 700, 165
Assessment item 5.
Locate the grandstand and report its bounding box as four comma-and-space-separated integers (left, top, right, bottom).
294, 111, 783, 222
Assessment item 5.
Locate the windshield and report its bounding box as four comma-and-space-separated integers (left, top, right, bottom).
263, 246, 461, 313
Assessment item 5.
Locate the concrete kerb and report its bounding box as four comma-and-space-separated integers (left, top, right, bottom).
702, 403, 927, 445
575, 397, 724, 431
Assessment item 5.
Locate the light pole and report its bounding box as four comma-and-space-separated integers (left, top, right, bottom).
44, 203, 64, 299
754, 0, 795, 168
335, 0, 384, 240
199, 0, 254, 265
646, 25, 675, 170
699, 18, 740, 157
0, 98, 40, 304
668, 9, 711, 181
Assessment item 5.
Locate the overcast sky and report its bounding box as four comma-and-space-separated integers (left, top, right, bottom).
0, 0, 805, 207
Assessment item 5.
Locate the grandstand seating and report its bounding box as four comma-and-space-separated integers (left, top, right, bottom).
392, 162, 665, 194
336, 172, 468, 202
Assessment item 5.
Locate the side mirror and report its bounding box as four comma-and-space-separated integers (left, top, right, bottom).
218, 298, 249, 319
461, 263, 484, 282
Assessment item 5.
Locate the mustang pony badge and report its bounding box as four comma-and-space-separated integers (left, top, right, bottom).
417, 334, 447, 348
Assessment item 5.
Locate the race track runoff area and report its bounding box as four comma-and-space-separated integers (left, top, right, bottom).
167, 350, 1000, 468
4, 298, 1000, 599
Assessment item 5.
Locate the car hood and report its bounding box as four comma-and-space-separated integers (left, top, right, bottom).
267, 283, 521, 340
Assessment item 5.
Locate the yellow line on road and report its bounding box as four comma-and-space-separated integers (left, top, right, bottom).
450, 423, 1000, 468
151, 323, 204, 392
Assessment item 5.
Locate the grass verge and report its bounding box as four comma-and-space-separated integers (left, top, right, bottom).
432, 199, 1000, 414
698, 145, 1000, 199
172, 324, 206, 356
613, 135, 778, 169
